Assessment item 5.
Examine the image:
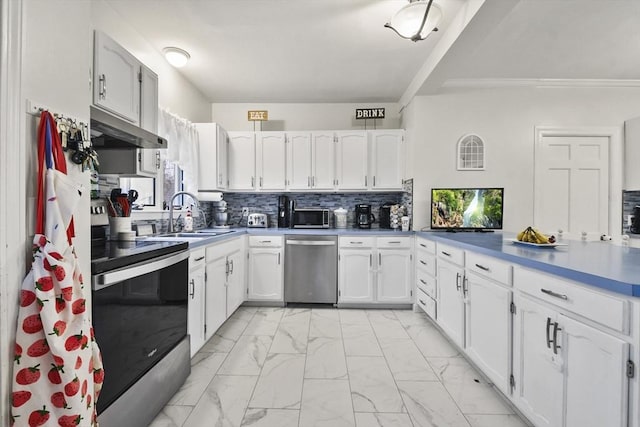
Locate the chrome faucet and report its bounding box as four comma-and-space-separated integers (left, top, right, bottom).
168, 191, 200, 232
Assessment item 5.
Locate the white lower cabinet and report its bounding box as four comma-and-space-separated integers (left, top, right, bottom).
188, 249, 206, 357
247, 236, 283, 301
338, 236, 412, 304
513, 293, 629, 427
436, 255, 465, 348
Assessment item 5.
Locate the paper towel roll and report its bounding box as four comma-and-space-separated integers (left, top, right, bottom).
197, 192, 223, 202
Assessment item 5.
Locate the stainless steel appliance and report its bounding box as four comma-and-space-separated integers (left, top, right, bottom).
278, 195, 291, 228
211, 199, 230, 228
632, 206, 640, 234
292, 208, 330, 229
355, 204, 375, 229
379, 202, 396, 229
91, 234, 190, 427
247, 213, 268, 228
284, 235, 337, 303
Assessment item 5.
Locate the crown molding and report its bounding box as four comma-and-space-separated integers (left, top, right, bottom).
442, 78, 640, 89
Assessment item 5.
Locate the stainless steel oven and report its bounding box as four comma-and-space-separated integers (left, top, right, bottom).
91, 238, 190, 427
292, 208, 330, 228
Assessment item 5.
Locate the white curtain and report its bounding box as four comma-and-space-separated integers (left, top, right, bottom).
157, 108, 200, 195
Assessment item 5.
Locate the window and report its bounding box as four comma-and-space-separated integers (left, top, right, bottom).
457, 134, 485, 170
118, 177, 156, 206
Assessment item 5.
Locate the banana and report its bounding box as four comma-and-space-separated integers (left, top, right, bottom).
517, 229, 526, 241
517, 226, 550, 244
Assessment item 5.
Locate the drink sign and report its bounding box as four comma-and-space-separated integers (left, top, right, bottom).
248, 110, 268, 121
355, 108, 385, 120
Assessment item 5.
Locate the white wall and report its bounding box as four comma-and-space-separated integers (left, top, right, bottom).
407, 85, 640, 231
211, 102, 402, 131
91, 0, 211, 122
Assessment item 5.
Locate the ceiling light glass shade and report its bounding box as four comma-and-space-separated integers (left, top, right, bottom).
385, 0, 443, 41
163, 47, 191, 68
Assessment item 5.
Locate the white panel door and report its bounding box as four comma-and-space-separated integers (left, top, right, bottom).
257, 132, 286, 191
187, 264, 206, 357
205, 255, 228, 340
370, 130, 404, 190
336, 131, 368, 190
436, 260, 465, 347
512, 294, 563, 427
287, 132, 312, 190
247, 248, 283, 300
312, 132, 336, 190
534, 128, 610, 239
338, 249, 374, 303
377, 249, 412, 303
228, 132, 256, 190
562, 314, 628, 427
226, 249, 245, 316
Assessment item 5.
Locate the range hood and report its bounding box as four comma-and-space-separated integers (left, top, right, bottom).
90, 106, 167, 149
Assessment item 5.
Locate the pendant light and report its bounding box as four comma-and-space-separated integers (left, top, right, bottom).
385, 0, 443, 42
163, 47, 191, 68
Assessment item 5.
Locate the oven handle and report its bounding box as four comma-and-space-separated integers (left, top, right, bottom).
92, 251, 189, 290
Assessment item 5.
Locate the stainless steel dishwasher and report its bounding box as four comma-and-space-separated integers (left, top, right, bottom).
284, 235, 338, 304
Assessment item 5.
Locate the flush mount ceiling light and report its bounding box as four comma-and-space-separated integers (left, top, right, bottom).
385, 0, 443, 42
163, 47, 191, 68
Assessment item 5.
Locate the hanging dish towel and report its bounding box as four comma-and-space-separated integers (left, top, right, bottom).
11, 112, 104, 427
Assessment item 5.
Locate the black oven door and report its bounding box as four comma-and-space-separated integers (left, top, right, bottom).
92, 251, 189, 414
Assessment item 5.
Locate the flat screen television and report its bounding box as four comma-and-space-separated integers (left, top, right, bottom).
431, 188, 504, 230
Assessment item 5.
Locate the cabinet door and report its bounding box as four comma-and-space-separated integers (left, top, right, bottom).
464, 272, 511, 393
188, 265, 206, 357
217, 127, 228, 189
139, 64, 158, 133
93, 31, 140, 124
512, 294, 563, 427
287, 132, 312, 190
377, 249, 412, 303
257, 132, 286, 191
562, 314, 628, 427
226, 250, 246, 316
370, 130, 404, 190
247, 248, 283, 300
436, 259, 465, 347
205, 255, 229, 340
336, 131, 368, 190
312, 132, 336, 190
338, 249, 374, 303
138, 149, 159, 176
228, 132, 256, 190
195, 123, 224, 191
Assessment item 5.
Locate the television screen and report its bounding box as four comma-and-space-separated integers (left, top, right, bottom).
431, 188, 504, 230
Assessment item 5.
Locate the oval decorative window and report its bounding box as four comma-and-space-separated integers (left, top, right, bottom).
457, 134, 485, 170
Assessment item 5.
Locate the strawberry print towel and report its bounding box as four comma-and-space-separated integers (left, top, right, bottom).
11, 112, 103, 427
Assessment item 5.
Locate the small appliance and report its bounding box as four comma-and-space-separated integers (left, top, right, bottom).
248, 213, 268, 228
278, 195, 291, 228
211, 199, 230, 228
292, 208, 330, 229
355, 204, 375, 229
379, 202, 396, 229
631, 206, 640, 234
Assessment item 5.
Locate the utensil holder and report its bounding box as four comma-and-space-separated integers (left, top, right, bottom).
109, 216, 132, 239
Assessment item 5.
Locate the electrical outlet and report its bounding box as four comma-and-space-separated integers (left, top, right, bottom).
242, 207, 249, 217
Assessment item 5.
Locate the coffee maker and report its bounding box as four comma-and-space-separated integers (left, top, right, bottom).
355, 204, 375, 229
278, 195, 292, 228
631, 205, 640, 234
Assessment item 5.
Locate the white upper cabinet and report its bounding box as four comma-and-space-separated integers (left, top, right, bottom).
286, 131, 335, 191
369, 130, 404, 190
227, 131, 256, 190
195, 123, 228, 191
312, 132, 336, 190
286, 132, 313, 190
625, 116, 640, 190
139, 64, 158, 133
93, 31, 141, 125
336, 131, 368, 190
256, 132, 286, 191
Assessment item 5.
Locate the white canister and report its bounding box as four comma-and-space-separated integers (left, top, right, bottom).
109, 216, 132, 239
401, 216, 410, 232
334, 208, 348, 229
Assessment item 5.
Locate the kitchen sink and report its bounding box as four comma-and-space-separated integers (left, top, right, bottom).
139, 229, 237, 242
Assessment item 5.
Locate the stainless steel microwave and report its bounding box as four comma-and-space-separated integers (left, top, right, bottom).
292, 208, 330, 229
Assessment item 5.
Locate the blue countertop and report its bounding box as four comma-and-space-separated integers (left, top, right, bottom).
417, 231, 640, 297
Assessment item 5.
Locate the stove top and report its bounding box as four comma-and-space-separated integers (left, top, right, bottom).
91, 239, 188, 275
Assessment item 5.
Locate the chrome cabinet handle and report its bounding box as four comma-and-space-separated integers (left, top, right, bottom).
552, 322, 562, 354
388, 241, 401, 244
99, 74, 106, 99
419, 299, 426, 305
475, 263, 490, 271
251, 176, 255, 187
155, 151, 161, 170
541, 288, 568, 300
259, 240, 272, 243
365, 176, 368, 187
230, 259, 234, 274
420, 260, 427, 265
225, 260, 229, 275
441, 251, 451, 257
373, 176, 376, 187
462, 276, 468, 297
420, 243, 427, 248
189, 279, 195, 298
308, 176, 311, 187
546, 317, 553, 349
312, 176, 315, 187
194, 256, 205, 262
456, 273, 461, 291
378, 253, 381, 265
278, 253, 281, 264
350, 241, 363, 244
419, 279, 426, 284
369, 254, 372, 267
260, 176, 263, 188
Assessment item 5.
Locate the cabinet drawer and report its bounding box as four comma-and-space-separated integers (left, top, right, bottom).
377, 236, 411, 249
189, 248, 206, 269
416, 250, 436, 276
437, 242, 464, 266
466, 251, 512, 286
416, 237, 436, 254
339, 236, 375, 248
249, 235, 283, 247
416, 287, 436, 319
206, 237, 243, 260
416, 270, 436, 299
514, 267, 629, 334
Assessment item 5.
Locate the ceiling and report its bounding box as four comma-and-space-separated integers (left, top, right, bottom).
103, 0, 640, 104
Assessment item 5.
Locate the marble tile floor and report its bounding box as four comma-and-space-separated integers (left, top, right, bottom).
149, 307, 532, 427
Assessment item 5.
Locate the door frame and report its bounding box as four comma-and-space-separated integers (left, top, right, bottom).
533, 126, 623, 241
